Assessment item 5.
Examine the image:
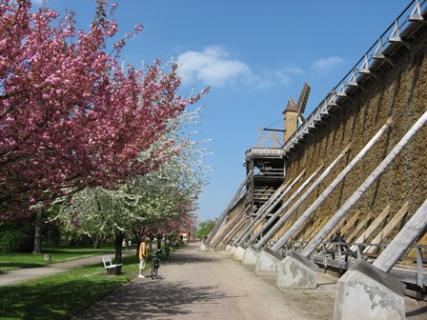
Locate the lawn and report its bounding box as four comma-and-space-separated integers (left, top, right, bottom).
0, 247, 116, 274
0, 255, 142, 320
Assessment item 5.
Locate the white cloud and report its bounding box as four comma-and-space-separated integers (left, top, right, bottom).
176, 45, 304, 88
311, 56, 345, 74
176, 46, 250, 86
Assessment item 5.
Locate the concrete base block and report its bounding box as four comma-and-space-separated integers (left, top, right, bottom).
234, 246, 245, 260
243, 246, 259, 265
333, 260, 405, 320
225, 245, 232, 253
276, 251, 318, 289
200, 243, 208, 252
255, 249, 282, 274
229, 245, 237, 255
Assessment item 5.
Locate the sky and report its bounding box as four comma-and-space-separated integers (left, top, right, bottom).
33, 0, 410, 222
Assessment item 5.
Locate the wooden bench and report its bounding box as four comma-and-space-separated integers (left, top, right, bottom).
102, 256, 122, 275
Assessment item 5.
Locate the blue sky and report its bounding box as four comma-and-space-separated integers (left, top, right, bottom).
34, 0, 409, 222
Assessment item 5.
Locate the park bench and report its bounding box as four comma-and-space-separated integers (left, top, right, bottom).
101, 256, 122, 275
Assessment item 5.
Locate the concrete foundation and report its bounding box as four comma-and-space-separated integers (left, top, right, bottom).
230, 245, 237, 255
234, 246, 245, 260
333, 260, 405, 320
243, 246, 259, 265
225, 245, 232, 253
200, 243, 208, 252
276, 251, 318, 289
255, 249, 282, 274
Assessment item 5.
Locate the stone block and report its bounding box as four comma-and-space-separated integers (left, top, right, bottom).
276, 251, 318, 289
200, 243, 208, 252
255, 248, 282, 274
243, 246, 259, 265
234, 246, 245, 260
333, 260, 405, 320
225, 245, 232, 253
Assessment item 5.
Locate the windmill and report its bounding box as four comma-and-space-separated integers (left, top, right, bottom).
258, 82, 311, 147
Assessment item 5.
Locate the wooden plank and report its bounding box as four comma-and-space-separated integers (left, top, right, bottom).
346, 212, 372, 243
364, 202, 409, 255
374, 199, 427, 273
301, 111, 427, 257
272, 118, 392, 253
249, 162, 327, 248
350, 205, 391, 251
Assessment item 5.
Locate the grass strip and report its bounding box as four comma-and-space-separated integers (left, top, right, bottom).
0, 255, 142, 320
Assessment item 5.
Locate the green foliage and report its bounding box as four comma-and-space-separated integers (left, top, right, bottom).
195, 219, 216, 239
0, 220, 34, 253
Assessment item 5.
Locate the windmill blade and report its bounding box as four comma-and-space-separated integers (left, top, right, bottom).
296, 82, 311, 115
287, 98, 298, 112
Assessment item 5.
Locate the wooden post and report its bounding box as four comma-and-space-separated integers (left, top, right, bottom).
235, 170, 304, 245
272, 118, 392, 252
249, 163, 325, 248
373, 199, 427, 273
207, 171, 251, 245
301, 111, 427, 257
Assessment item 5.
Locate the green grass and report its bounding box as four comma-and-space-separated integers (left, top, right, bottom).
0, 247, 115, 274
0, 255, 142, 320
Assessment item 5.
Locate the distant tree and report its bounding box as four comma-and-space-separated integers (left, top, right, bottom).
195, 219, 216, 239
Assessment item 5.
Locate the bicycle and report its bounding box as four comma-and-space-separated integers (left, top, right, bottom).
151, 249, 161, 279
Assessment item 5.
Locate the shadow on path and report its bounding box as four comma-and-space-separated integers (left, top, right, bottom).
74, 279, 232, 320
165, 253, 219, 265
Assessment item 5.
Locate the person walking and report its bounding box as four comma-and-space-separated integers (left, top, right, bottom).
138, 240, 148, 279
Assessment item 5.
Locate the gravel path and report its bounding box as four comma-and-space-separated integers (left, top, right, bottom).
74, 243, 339, 320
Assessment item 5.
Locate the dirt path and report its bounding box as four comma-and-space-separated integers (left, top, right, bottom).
0, 252, 129, 287
74, 243, 339, 320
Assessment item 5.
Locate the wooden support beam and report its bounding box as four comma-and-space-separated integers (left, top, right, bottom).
373, 199, 427, 273
222, 216, 247, 245
249, 163, 326, 248
350, 205, 391, 252
271, 117, 392, 253
207, 171, 251, 245
210, 209, 245, 247
364, 202, 409, 255
234, 170, 305, 245
255, 143, 352, 250
301, 110, 427, 257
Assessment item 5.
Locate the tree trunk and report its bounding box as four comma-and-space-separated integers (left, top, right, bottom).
93, 236, 100, 249
33, 208, 43, 254
114, 232, 124, 263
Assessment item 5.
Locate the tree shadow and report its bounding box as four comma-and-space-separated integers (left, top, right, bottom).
164, 253, 219, 265
74, 279, 231, 320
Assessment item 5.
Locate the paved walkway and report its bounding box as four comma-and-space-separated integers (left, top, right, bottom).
0, 253, 124, 287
